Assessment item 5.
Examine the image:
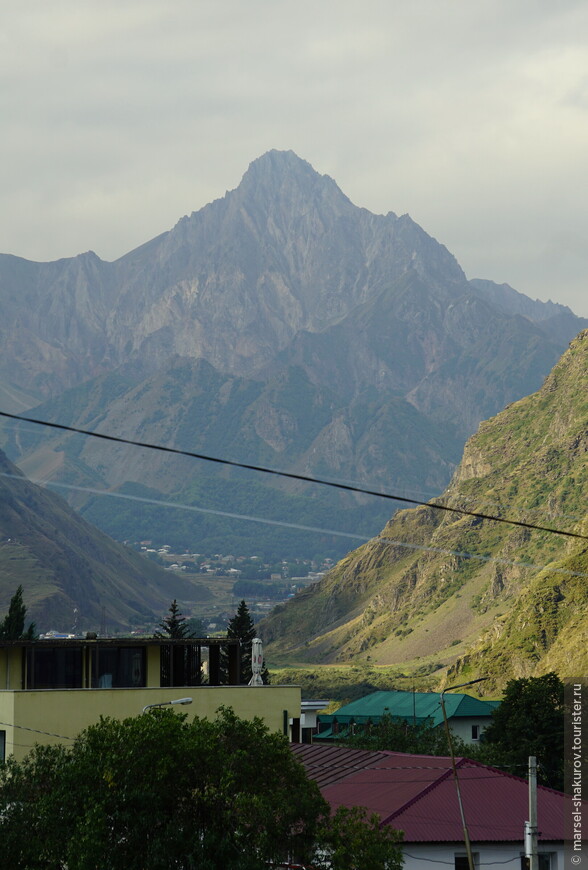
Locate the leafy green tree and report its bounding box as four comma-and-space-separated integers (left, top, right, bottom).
222, 599, 269, 684
185, 616, 205, 636
0, 707, 402, 870
315, 805, 403, 870
341, 713, 467, 756
0, 585, 36, 640
472, 672, 564, 789
154, 599, 194, 639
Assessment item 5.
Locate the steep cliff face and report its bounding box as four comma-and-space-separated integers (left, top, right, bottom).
261, 331, 588, 690
0, 151, 467, 399
1, 151, 584, 416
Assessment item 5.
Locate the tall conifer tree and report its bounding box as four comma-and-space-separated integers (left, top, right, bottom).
154, 599, 194, 639
0, 586, 36, 640
221, 600, 269, 684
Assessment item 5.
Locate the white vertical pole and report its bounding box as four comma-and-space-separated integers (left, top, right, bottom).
526, 756, 539, 870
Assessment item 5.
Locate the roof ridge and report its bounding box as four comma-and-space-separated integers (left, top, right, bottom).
378, 761, 455, 826
458, 756, 567, 795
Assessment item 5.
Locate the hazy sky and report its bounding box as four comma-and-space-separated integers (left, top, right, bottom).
2, 0, 587, 315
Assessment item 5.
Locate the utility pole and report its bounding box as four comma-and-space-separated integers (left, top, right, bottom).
525, 756, 539, 870
440, 677, 488, 870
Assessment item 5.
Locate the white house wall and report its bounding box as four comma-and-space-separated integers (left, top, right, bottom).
401, 841, 563, 870
449, 716, 493, 745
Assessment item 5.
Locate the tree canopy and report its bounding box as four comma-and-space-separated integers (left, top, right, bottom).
340, 713, 467, 757
0, 585, 36, 640
335, 673, 565, 791
0, 707, 403, 870
474, 672, 564, 789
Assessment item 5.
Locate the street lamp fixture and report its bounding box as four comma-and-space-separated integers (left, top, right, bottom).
440, 677, 488, 870
142, 697, 193, 714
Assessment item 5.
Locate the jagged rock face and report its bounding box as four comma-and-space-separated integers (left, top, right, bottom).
1, 150, 587, 565
0, 151, 465, 396
2, 150, 584, 414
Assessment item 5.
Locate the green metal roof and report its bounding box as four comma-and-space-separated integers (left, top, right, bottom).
317, 690, 498, 730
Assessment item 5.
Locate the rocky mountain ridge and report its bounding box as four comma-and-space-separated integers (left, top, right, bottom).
1, 149, 586, 562
1, 151, 584, 409
0, 152, 466, 400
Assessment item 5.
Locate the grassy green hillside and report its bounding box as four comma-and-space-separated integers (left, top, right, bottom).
267, 663, 446, 702
261, 330, 588, 691
0, 450, 196, 633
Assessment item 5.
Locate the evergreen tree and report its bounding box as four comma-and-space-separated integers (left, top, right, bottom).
154, 600, 194, 639
0, 586, 36, 641
222, 600, 269, 684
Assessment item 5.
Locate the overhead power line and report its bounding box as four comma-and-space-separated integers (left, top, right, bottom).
9, 420, 583, 526
0, 409, 586, 541
0, 719, 74, 742
2, 470, 586, 578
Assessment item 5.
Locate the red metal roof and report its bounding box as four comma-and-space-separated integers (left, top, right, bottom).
291, 744, 568, 844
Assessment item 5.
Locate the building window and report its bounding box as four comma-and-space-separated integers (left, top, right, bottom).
521, 854, 553, 870
26, 646, 83, 689
92, 647, 146, 688
160, 644, 202, 687
471, 725, 480, 740
0, 730, 5, 763
455, 853, 479, 869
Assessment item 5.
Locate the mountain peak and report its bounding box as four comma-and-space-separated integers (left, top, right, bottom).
235, 150, 351, 208
245, 149, 321, 180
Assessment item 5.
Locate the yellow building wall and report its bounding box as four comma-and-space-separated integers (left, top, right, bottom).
0, 691, 15, 760
146, 645, 160, 686
0, 685, 302, 762
0, 647, 23, 690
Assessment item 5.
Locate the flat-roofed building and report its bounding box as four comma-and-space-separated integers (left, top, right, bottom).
0, 636, 301, 761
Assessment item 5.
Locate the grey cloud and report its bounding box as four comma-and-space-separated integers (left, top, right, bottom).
1, 0, 587, 315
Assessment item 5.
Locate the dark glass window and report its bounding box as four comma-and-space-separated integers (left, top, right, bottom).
92, 647, 145, 688
160, 644, 202, 687
521, 856, 552, 870
0, 730, 5, 762
26, 646, 83, 689
455, 856, 478, 869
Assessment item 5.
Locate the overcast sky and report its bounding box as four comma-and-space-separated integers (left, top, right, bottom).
2, 0, 587, 315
